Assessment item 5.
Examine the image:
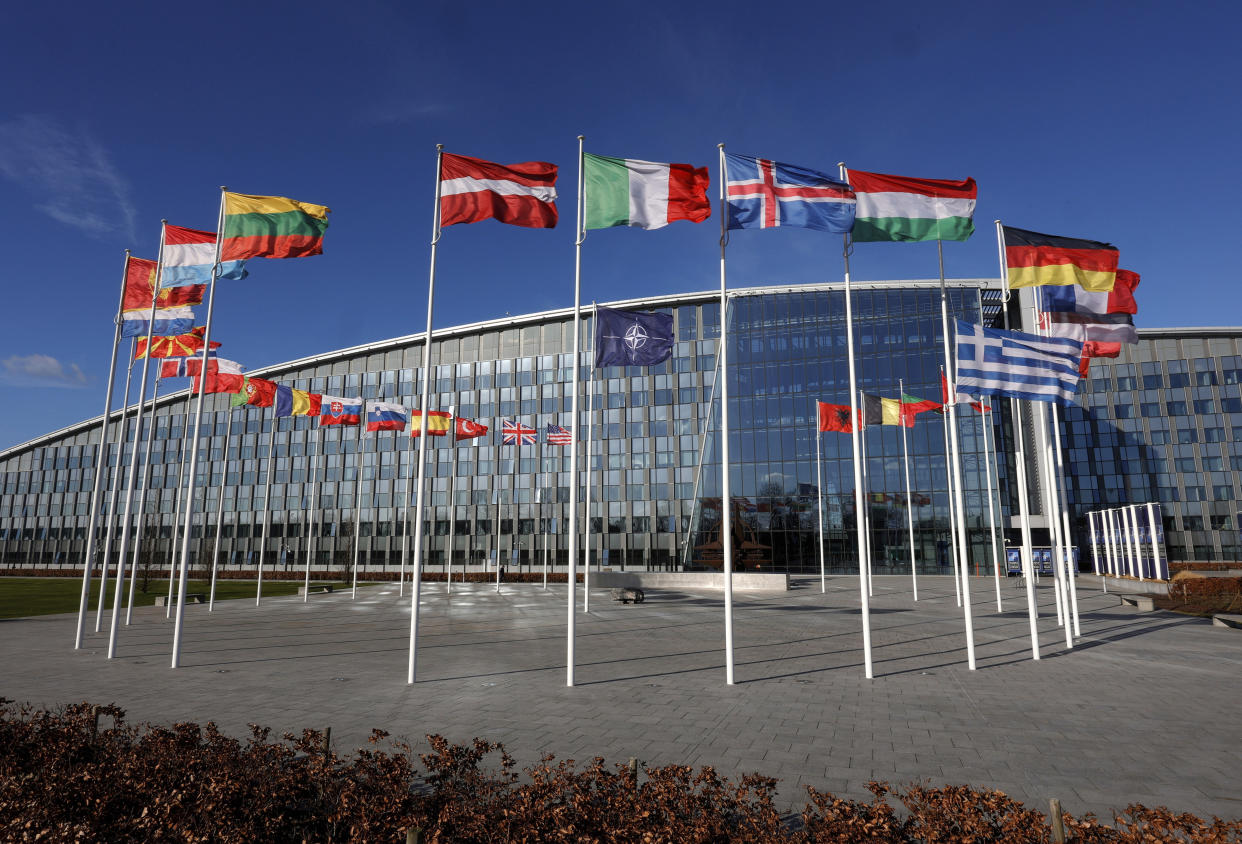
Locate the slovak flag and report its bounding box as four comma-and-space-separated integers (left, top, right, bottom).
319, 395, 362, 426
724, 153, 855, 232
455, 417, 489, 441
366, 401, 408, 432
501, 419, 537, 446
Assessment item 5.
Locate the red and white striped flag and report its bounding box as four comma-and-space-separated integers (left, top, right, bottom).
545, 423, 572, 445
440, 153, 558, 229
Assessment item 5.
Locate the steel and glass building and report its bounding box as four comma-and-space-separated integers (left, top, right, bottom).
2, 280, 1234, 578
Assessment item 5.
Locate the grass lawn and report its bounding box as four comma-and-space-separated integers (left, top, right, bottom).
0, 578, 357, 620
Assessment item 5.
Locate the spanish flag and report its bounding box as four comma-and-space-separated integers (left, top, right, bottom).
1004, 226, 1119, 292
410, 410, 452, 436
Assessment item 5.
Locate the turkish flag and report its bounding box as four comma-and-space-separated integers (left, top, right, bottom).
455, 417, 489, 440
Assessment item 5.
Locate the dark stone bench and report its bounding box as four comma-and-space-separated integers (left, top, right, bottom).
298, 584, 335, 596
1211, 614, 1242, 630
1119, 594, 1155, 612
154, 593, 206, 607
611, 587, 645, 604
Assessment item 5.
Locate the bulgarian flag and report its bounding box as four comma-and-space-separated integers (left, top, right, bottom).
848, 169, 976, 243
221, 192, 330, 260
583, 153, 710, 230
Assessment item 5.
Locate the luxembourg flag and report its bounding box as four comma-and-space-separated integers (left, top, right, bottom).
366, 401, 408, 432
320, 395, 362, 426
162, 224, 248, 286
120, 306, 195, 338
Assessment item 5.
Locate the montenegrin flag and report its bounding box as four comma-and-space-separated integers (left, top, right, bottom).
583, 153, 710, 230
1003, 225, 1119, 292
221, 193, 330, 260
162, 224, 247, 285
440, 152, 558, 228
319, 395, 362, 426
410, 409, 451, 436
847, 169, 977, 242
366, 401, 408, 432
121, 306, 195, 338
121, 255, 206, 310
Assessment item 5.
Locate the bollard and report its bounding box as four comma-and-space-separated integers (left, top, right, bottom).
1049, 797, 1066, 843
406, 827, 423, 844
323, 726, 331, 755
628, 757, 639, 784
91, 705, 100, 737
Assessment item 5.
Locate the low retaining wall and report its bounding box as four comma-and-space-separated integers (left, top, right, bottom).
1092, 574, 1168, 595
591, 570, 789, 592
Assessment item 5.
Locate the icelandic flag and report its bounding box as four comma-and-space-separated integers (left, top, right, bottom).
366, 401, 408, 432
320, 395, 362, 426
955, 320, 1083, 405
120, 306, 195, 338
724, 153, 855, 232
162, 224, 248, 286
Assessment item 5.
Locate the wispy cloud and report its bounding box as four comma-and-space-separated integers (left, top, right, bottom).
357, 100, 451, 126
1, 354, 91, 389
0, 114, 137, 240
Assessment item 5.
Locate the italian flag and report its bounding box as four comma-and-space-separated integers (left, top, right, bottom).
583, 153, 710, 230
848, 169, 976, 243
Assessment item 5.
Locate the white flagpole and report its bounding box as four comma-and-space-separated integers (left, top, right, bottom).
815, 407, 826, 594
720, 145, 736, 684
1088, 511, 1102, 589
565, 137, 586, 685
1036, 400, 1073, 648
1147, 502, 1162, 579
445, 404, 457, 594
350, 411, 364, 596
167, 391, 193, 618
75, 250, 131, 650
255, 402, 276, 606
126, 372, 163, 624
858, 400, 873, 597
899, 381, 918, 601
1050, 402, 1080, 634
1129, 505, 1143, 580
583, 303, 597, 612
95, 342, 136, 633
171, 187, 228, 669
303, 425, 321, 602
980, 403, 1003, 612
208, 403, 233, 611
408, 145, 443, 685
399, 424, 413, 597
995, 220, 1040, 660
940, 368, 961, 606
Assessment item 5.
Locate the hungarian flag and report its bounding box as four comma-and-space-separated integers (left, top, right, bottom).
319, 395, 362, 426
134, 327, 221, 359
817, 401, 859, 433
583, 153, 710, 230
275, 385, 321, 417
900, 393, 942, 425
190, 359, 245, 395
230, 377, 277, 408
221, 193, 330, 260
1003, 225, 1119, 292
440, 153, 558, 228
941, 372, 990, 412
848, 169, 976, 243
455, 417, 489, 440
410, 409, 451, 436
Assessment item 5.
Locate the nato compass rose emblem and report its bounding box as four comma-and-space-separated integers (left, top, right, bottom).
624, 321, 650, 352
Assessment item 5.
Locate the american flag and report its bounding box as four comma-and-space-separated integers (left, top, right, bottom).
501, 419, 537, 446
545, 423, 572, 445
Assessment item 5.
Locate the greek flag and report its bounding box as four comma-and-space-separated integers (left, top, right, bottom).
954, 320, 1082, 405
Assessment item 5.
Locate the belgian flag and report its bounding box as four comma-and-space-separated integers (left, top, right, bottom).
1003, 226, 1119, 292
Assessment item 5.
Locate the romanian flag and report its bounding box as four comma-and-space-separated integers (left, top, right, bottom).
275, 385, 321, 417
230, 377, 277, 408
221, 192, 330, 260
410, 410, 451, 436
134, 326, 221, 359
1003, 226, 1119, 292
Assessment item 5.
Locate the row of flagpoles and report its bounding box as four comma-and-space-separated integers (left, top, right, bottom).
73, 139, 1141, 685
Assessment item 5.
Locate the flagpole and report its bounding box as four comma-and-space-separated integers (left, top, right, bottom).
980, 403, 1003, 612
583, 302, 597, 612
562, 135, 586, 687
350, 410, 364, 598
167, 391, 193, 618
399, 427, 412, 598
303, 425, 321, 602
900, 379, 918, 601
74, 250, 132, 650
256, 402, 276, 606
127, 371, 163, 625
1051, 402, 1081, 634
815, 407, 826, 594
208, 403, 233, 611
719, 145, 737, 685
859, 395, 874, 597
940, 366, 961, 606
445, 404, 457, 594
171, 187, 228, 669
683, 351, 722, 570
95, 341, 137, 633
408, 145, 443, 684
995, 220, 1041, 660
1030, 305, 1071, 636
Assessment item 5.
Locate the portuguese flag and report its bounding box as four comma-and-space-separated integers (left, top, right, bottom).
849, 169, 976, 242
222, 192, 330, 260
584, 153, 710, 230
1003, 226, 1118, 292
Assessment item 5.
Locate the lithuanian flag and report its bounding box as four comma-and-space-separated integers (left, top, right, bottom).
1003, 226, 1118, 292
222, 192, 330, 260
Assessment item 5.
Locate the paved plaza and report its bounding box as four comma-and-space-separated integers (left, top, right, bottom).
3, 574, 1240, 820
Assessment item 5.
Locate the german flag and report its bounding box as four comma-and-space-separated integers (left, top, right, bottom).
1003, 226, 1119, 292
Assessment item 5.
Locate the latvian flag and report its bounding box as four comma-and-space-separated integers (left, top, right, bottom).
366, 401, 408, 432
545, 423, 572, 445
440, 153, 558, 229
320, 395, 362, 426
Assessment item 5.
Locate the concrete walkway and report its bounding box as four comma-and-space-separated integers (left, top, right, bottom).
3, 574, 1240, 821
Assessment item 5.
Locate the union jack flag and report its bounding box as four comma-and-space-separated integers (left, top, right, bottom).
545, 423, 572, 445
501, 419, 537, 446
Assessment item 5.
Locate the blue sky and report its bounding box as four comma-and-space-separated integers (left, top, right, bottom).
0, 0, 1237, 450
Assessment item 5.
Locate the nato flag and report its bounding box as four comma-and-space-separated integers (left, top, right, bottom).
594, 306, 674, 368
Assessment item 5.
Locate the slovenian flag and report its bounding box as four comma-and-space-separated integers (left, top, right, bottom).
366, 401, 408, 432
162, 224, 248, 286
320, 395, 362, 426
120, 307, 195, 338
